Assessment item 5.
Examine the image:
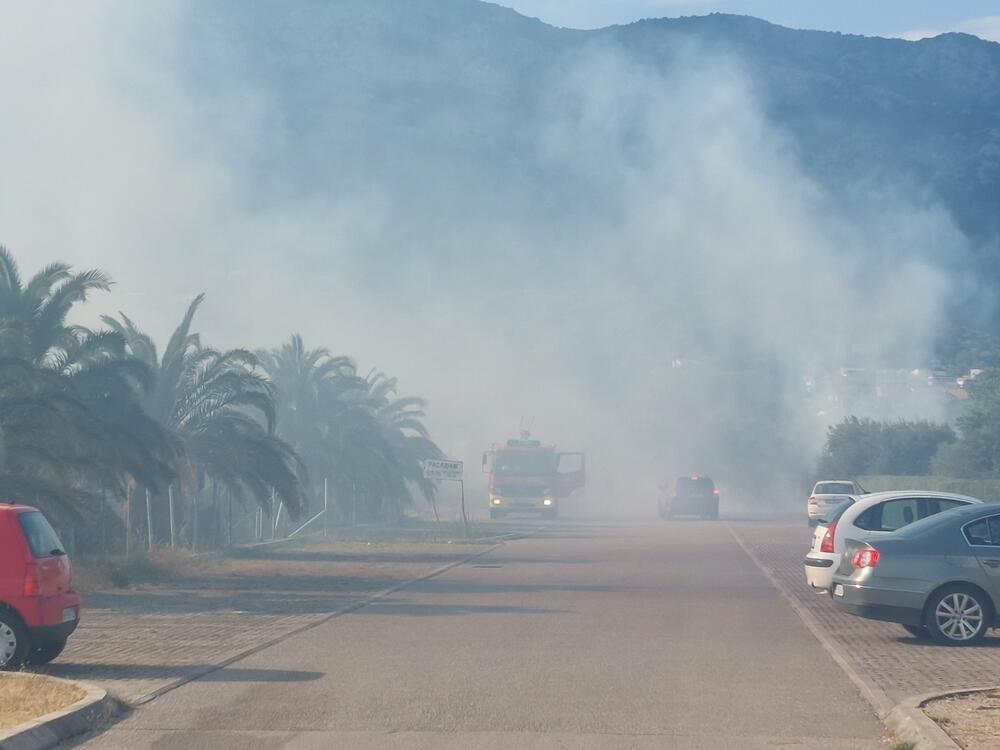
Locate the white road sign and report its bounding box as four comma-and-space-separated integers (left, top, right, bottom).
422, 458, 464, 481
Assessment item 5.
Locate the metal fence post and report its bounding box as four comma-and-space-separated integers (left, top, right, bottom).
168, 484, 176, 549
271, 489, 277, 540
125, 484, 132, 557
146, 488, 154, 552
192, 489, 199, 552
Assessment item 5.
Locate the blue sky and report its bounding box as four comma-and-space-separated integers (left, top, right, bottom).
494, 1, 1000, 40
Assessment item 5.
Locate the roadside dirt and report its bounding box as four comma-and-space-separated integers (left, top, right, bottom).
0, 673, 86, 731
924, 688, 1000, 750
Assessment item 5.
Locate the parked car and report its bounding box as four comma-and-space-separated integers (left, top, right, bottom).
804, 491, 982, 592
0, 504, 80, 669
831, 503, 1000, 645
807, 480, 866, 527
658, 476, 719, 520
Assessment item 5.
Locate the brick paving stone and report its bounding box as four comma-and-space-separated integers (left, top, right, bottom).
40, 540, 487, 702
729, 520, 1000, 704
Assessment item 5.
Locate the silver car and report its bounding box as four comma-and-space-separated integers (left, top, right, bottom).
807, 480, 864, 527
831, 503, 1000, 645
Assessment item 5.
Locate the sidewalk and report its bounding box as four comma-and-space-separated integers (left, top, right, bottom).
43, 539, 494, 703
728, 520, 1000, 703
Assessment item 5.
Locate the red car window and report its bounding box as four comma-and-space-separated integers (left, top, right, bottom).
17, 512, 65, 558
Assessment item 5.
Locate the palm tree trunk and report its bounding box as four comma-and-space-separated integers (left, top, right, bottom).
211, 481, 219, 550
192, 488, 199, 552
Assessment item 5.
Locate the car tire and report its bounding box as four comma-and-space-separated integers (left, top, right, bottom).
0, 610, 30, 671
900, 624, 929, 639
925, 585, 992, 646
27, 639, 67, 666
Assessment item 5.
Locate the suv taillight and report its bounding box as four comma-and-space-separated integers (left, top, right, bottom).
807, 496, 818, 507
820, 519, 837, 553
852, 548, 880, 568
23, 562, 40, 596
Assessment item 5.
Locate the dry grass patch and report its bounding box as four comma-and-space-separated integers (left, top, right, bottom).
925, 688, 1000, 750
0, 674, 86, 731
74, 549, 210, 590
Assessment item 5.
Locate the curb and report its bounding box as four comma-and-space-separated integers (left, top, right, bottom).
0, 674, 120, 750
132, 535, 517, 705
723, 522, 962, 750
884, 691, 971, 750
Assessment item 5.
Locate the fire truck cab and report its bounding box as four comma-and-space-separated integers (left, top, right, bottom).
483, 433, 585, 520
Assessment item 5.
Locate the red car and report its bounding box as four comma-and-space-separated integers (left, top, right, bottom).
0, 504, 80, 669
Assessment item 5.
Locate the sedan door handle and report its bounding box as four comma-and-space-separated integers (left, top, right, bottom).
983, 558, 1000, 568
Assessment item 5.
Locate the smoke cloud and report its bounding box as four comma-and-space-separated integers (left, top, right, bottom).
0, 2, 971, 516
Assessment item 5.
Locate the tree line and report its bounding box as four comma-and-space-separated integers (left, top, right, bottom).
0, 248, 443, 553
819, 369, 1000, 480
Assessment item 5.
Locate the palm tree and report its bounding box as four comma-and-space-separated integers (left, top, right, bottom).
104, 296, 306, 534
0, 246, 112, 365
260, 335, 443, 524
258, 335, 380, 521
363, 371, 443, 520
0, 358, 93, 515
49, 327, 175, 495
255, 335, 354, 475
0, 248, 173, 521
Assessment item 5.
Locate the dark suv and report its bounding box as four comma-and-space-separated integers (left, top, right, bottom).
659, 476, 720, 520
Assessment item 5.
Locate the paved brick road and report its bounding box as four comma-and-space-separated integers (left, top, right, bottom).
728, 520, 1000, 704
42, 540, 491, 703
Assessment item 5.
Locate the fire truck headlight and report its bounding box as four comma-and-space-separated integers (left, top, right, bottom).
542, 497, 553, 506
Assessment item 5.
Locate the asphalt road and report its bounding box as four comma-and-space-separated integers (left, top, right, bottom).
69, 520, 886, 749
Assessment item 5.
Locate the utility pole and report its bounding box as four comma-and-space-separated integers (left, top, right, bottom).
460, 479, 468, 536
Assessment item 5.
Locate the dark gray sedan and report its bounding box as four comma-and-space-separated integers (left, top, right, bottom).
831, 503, 1000, 645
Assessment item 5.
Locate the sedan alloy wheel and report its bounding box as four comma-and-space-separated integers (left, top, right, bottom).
928, 588, 989, 645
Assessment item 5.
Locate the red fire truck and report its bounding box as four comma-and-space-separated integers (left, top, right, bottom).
482, 432, 585, 519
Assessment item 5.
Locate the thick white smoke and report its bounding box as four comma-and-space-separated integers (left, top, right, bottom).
0, 2, 969, 516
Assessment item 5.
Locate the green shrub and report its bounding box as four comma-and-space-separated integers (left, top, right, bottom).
860, 475, 1000, 501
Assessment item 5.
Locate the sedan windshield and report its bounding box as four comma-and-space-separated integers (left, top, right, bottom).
815, 482, 854, 495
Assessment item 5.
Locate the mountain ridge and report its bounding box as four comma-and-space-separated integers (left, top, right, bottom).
179, 0, 1000, 308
